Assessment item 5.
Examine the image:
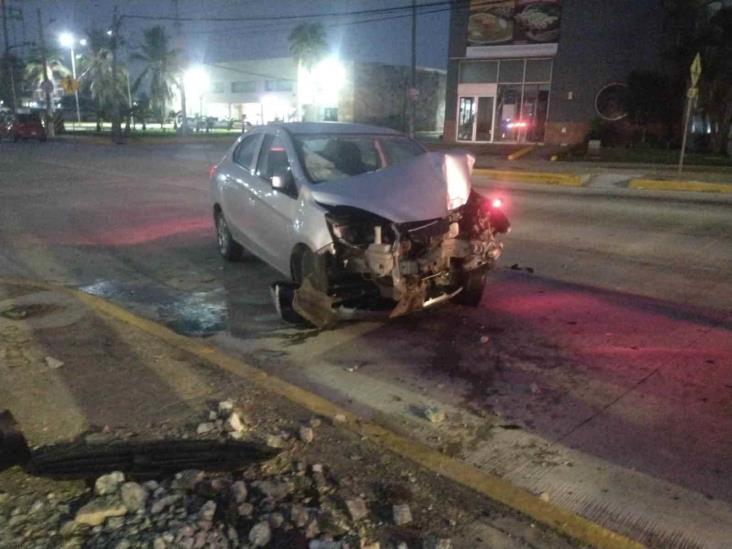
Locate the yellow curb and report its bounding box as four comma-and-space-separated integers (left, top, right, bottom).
0, 278, 645, 549
628, 178, 732, 193
473, 168, 583, 186
507, 145, 536, 161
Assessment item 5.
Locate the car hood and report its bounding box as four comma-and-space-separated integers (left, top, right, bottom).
309, 151, 475, 223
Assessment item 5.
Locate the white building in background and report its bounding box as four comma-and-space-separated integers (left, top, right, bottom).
185, 56, 446, 132
191, 57, 298, 125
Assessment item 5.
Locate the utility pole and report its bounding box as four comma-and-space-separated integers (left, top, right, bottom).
110, 6, 121, 141
36, 7, 54, 137
408, 0, 417, 138
1, 0, 18, 114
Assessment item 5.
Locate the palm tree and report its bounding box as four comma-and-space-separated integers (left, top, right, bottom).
24, 46, 70, 91
77, 30, 127, 132
288, 22, 328, 71
131, 26, 180, 129
288, 23, 328, 120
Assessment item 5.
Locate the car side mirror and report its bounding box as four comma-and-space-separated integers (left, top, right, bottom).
272, 168, 294, 192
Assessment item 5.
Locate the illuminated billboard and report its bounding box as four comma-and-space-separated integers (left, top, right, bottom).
467, 0, 562, 47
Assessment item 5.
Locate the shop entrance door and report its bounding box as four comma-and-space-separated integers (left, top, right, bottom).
457, 95, 495, 142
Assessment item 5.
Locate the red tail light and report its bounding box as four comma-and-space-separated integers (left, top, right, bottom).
208, 164, 218, 178
491, 198, 503, 209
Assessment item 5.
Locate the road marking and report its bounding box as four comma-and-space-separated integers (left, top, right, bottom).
507, 145, 536, 161
473, 168, 583, 186
628, 178, 732, 193
0, 278, 645, 549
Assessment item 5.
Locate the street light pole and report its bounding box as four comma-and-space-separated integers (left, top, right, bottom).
66, 43, 82, 124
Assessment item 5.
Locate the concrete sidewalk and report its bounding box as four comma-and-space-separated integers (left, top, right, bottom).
472, 158, 732, 193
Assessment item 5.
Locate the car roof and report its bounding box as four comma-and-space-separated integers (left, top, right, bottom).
267, 122, 404, 136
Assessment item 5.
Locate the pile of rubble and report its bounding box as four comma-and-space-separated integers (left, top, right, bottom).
0, 401, 454, 549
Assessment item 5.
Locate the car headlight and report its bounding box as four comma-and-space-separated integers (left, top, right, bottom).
443, 154, 472, 210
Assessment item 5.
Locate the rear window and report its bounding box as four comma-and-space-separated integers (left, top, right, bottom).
17, 114, 41, 124
292, 134, 425, 183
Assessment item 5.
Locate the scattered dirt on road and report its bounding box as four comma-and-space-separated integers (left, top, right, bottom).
0, 283, 578, 549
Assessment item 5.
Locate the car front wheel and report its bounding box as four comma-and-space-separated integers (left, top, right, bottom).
214, 211, 243, 261
453, 267, 488, 307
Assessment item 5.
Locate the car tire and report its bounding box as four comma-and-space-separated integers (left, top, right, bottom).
454, 268, 488, 307
214, 211, 243, 261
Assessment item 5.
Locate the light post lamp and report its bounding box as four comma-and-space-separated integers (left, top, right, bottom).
184, 66, 209, 131
59, 32, 82, 125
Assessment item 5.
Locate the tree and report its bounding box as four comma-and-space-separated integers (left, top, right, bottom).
627, 70, 673, 144
24, 46, 70, 91
288, 23, 328, 120
77, 29, 127, 132
131, 25, 180, 129
288, 22, 328, 71
700, 8, 732, 155
0, 53, 24, 111
662, 1, 732, 154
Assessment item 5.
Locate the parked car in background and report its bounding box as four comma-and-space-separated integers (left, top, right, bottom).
209, 122, 510, 327
0, 112, 46, 142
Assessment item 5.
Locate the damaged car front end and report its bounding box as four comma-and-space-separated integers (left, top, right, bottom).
211, 123, 510, 329
291, 152, 510, 327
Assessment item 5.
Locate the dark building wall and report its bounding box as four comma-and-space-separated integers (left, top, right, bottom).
546, 0, 665, 143
443, 1, 665, 144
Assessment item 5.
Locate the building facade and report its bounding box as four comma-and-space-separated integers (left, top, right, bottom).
198, 57, 446, 132
444, 0, 664, 145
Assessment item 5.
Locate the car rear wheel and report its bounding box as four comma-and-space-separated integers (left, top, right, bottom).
454, 267, 488, 307
214, 210, 243, 261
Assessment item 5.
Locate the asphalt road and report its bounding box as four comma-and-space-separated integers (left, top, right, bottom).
1, 140, 731, 548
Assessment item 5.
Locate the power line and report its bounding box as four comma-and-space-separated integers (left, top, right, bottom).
121, 0, 467, 23
186, 4, 455, 40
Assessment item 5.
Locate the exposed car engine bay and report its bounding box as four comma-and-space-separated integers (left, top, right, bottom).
292, 191, 510, 327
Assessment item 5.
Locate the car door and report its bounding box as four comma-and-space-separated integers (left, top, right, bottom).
247, 131, 299, 275
220, 132, 263, 251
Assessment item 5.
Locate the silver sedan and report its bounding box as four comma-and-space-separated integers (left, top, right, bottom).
210, 122, 509, 327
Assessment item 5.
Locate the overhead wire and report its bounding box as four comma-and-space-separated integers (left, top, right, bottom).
120, 0, 468, 23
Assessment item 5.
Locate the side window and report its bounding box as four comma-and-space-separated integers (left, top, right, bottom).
256, 135, 292, 182
233, 134, 261, 171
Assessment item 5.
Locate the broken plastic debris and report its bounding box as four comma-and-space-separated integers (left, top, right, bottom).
422, 406, 446, 424
45, 356, 64, 369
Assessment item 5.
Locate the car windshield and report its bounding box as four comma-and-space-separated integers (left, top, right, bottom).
292, 134, 425, 183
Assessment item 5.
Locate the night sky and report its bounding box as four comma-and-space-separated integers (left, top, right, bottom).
11, 0, 451, 75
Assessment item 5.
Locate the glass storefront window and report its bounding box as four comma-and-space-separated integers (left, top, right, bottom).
498, 60, 524, 83
459, 61, 498, 83
457, 97, 476, 140
525, 59, 552, 82
458, 58, 553, 143
521, 83, 550, 142
496, 84, 522, 141
475, 97, 494, 141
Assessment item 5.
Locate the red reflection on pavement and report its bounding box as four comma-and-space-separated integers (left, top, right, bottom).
37, 216, 213, 247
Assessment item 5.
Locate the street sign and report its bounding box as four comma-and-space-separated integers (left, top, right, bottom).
690, 53, 702, 86
687, 87, 698, 99
61, 76, 80, 94
40, 79, 54, 95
